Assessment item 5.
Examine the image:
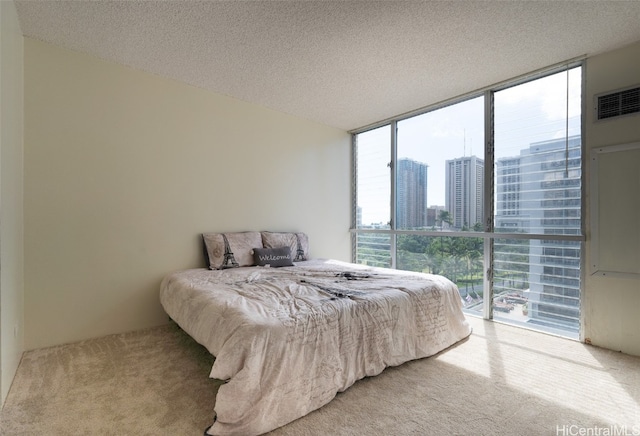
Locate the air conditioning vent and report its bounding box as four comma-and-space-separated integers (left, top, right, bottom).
596, 86, 640, 120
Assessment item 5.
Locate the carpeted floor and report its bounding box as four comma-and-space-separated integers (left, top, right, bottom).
1, 316, 639, 435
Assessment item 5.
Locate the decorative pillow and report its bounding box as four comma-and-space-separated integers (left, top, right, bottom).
202, 231, 263, 270
261, 232, 309, 262
253, 246, 294, 268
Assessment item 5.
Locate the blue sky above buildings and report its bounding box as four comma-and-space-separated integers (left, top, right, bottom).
357, 67, 582, 226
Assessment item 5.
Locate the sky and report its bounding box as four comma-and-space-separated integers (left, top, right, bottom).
357, 67, 582, 226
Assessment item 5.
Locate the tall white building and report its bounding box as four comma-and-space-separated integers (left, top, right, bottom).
494, 136, 582, 333
445, 156, 484, 229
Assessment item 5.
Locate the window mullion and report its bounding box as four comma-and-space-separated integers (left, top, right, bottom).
483, 90, 495, 320
390, 120, 398, 269
351, 134, 358, 263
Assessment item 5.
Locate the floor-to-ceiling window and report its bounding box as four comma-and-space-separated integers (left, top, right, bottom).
352, 64, 583, 339
492, 67, 583, 336
354, 125, 392, 267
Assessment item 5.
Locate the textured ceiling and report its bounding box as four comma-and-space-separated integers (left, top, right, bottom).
14, 1, 640, 131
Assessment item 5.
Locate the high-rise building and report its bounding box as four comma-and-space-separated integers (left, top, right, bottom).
495, 136, 582, 332
396, 158, 428, 229
445, 156, 484, 229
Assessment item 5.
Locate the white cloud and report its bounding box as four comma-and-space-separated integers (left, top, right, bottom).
497, 67, 582, 122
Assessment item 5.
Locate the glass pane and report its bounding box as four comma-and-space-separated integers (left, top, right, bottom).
494, 67, 582, 235
397, 97, 485, 231
493, 238, 581, 338
355, 233, 391, 268
396, 235, 484, 315
355, 125, 391, 229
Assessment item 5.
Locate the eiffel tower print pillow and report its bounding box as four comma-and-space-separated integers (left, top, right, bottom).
203, 231, 263, 270
261, 232, 309, 262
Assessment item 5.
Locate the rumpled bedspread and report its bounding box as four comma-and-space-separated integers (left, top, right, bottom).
160, 259, 472, 435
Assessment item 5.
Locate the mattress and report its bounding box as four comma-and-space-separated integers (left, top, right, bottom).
160, 258, 472, 435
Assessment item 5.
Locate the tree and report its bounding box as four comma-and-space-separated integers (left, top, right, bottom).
437, 210, 452, 230
397, 234, 429, 253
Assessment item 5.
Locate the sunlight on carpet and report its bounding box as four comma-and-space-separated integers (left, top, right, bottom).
437, 317, 640, 431
1, 317, 638, 436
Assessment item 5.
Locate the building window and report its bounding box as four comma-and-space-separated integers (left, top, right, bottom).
352, 64, 583, 339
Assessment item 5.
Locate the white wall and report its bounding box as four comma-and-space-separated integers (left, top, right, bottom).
20, 30, 640, 358
584, 40, 640, 356
0, 0, 25, 404
24, 39, 351, 350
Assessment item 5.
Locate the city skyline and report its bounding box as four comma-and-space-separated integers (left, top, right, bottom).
355, 66, 584, 337
356, 67, 581, 226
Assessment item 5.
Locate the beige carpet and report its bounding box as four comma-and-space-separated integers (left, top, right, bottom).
1, 316, 639, 435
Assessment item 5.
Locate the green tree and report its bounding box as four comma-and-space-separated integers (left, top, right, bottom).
436, 210, 452, 230
397, 234, 430, 253
398, 234, 436, 273
426, 236, 454, 277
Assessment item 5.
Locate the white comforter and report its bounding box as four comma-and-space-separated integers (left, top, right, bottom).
160, 259, 472, 435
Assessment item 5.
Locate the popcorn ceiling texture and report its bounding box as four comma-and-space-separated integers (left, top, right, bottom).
14, 1, 640, 130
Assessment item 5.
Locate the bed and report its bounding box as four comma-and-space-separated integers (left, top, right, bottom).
159, 231, 472, 435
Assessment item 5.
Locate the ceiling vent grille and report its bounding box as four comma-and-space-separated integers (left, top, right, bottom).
596, 86, 640, 121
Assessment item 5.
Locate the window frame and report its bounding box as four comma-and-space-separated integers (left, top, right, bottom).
350, 59, 586, 339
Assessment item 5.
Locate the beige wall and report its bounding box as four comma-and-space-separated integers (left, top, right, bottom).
0, 1, 25, 404
24, 39, 351, 350
583, 40, 640, 356
19, 29, 640, 359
